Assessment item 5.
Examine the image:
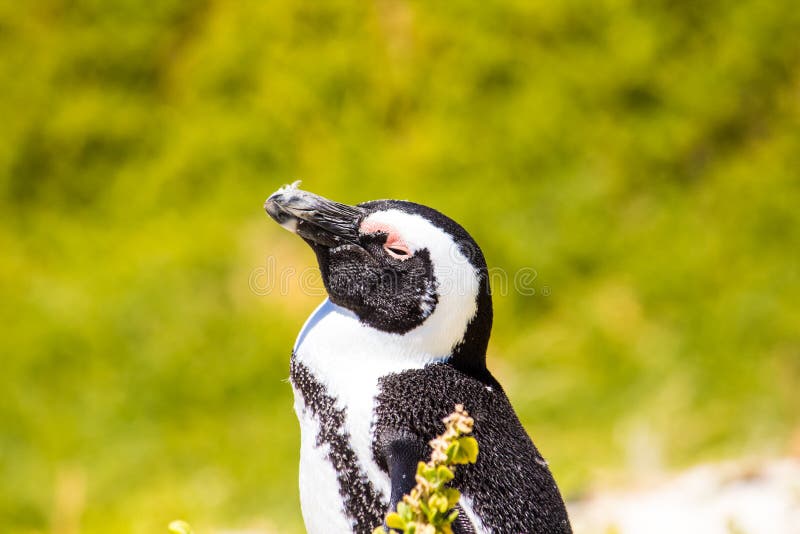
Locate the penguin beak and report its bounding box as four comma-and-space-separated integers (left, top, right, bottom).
264, 182, 365, 247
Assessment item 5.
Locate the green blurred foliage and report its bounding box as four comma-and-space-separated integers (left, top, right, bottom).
1, 1, 799, 533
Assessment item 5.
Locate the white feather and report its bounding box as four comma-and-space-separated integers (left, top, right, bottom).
458, 495, 491, 534
295, 394, 354, 533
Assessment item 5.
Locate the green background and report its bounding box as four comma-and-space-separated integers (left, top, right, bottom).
2, 1, 799, 533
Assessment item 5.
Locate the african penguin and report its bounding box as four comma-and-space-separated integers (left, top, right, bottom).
264, 183, 572, 534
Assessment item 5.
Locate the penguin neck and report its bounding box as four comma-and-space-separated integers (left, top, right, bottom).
293, 282, 493, 391
293, 299, 450, 387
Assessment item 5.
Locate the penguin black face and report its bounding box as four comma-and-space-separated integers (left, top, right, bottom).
311, 222, 437, 334
265, 183, 493, 372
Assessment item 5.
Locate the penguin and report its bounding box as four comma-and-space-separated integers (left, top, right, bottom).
264, 182, 572, 534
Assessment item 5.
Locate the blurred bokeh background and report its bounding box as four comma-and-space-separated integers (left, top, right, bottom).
1, 1, 799, 533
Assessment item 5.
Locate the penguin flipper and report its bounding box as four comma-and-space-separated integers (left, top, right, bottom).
380, 436, 476, 534
382, 436, 428, 512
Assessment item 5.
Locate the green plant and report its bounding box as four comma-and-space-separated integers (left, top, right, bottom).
374, 404, 479, 534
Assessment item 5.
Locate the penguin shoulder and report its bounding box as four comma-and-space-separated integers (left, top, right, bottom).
372, 363, 511, 450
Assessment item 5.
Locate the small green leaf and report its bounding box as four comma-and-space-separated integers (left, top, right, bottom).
419, 500, 431, 519
444, 487, 461, 506
436, 465, 454, 483
423, 464, 437, 481
446, 441, 460, 462
429, 494, 449, 513
385, 512, 406, 530
457, 437, 479, 464
415, 461, 427, 475
447, 509, 460, 522
396, 501, 413, 521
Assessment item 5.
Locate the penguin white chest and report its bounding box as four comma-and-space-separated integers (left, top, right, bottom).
291, 299, 438, 532
293, 398, 355, 534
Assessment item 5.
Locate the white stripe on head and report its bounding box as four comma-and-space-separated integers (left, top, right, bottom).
360, 209, 481, 358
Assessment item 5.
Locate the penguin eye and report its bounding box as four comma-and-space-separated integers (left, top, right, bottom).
383, 243, 410, 259
359, 220, 410, 260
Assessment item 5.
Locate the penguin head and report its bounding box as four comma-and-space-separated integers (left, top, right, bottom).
265, 183, 493, 376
